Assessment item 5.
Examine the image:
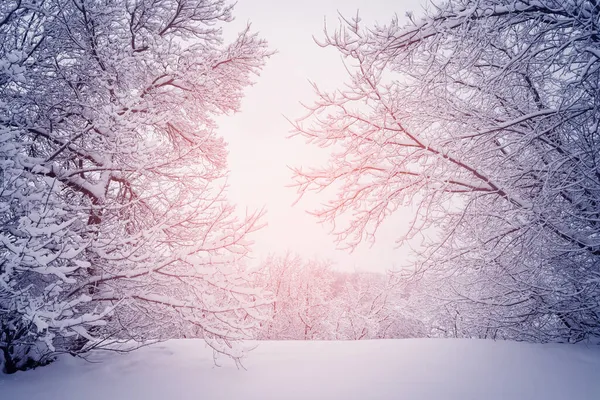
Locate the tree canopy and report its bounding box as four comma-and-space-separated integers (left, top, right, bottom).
292, 0, 600, 342
0, 0, 272, 373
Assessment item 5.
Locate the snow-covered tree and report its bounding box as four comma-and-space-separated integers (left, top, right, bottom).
292, 0, 600, 343
256, 254, 424, 340
331, 271, 425, 340
257, 254, 335, 340
0, 0, 271, 373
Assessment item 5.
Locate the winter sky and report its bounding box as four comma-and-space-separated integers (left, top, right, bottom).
217, 0, 425, 271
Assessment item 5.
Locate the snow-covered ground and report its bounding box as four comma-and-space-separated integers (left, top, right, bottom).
1, 339, 599, 399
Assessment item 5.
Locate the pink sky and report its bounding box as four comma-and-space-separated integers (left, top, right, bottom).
217, 0, 425, 271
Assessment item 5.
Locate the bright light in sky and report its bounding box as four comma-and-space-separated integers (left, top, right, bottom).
217, 0, 425, 272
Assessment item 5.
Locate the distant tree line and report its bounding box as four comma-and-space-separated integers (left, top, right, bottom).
253, 254, 425, 341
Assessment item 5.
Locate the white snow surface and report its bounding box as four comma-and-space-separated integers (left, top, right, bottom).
1, 339, 600, 400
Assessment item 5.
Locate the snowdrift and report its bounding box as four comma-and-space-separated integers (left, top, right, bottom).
1, 339, 599, 399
